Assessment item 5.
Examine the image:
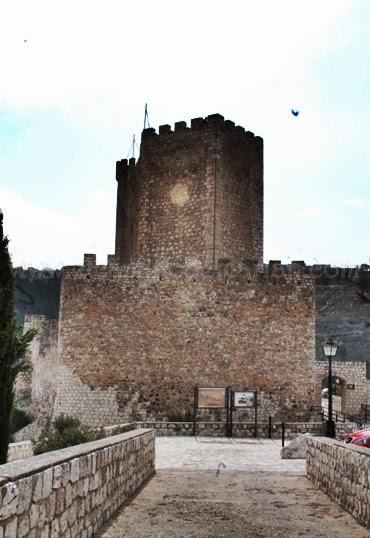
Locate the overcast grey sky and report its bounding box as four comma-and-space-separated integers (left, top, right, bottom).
0, 0, 369, 268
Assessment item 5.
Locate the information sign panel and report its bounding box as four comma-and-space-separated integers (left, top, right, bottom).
197, 387, 227, 409
233, 391, 256, 408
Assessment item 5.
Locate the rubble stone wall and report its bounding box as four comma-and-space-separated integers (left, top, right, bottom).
16, 316, 59, 410
306, 436, 370, 528
0, 428, 155, 538
313, 360, 367, 415
55, 259, 316, 427
15, 316, 60, 440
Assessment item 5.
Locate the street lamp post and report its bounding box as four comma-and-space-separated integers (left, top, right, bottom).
323, 338, 338, 438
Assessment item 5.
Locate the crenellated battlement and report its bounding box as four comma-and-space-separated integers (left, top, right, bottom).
116, 157, 136, 182
64, 254, 370, 290
140, 113, 262, 146
61, 254, 317, 290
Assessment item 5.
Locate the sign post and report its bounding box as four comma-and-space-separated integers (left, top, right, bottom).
227, 388, 233, 437
193, 387, 258, 438
193, 387, 198, 436
232, 390, 258, 437
194, 386, 228, 437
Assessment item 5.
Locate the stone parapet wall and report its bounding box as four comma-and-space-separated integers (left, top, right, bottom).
7, 442, 33, 463
335, 422, 359, 438
63, 256, 313, 284
136, 421, 325, 438
11, 425, 135, 461
0, 428, 155, 538
306, 437, 370, 528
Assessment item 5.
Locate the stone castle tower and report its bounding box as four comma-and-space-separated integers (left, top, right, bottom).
115, 113, 263, 267
15, 113, 370, 430
18, 113, 323, 428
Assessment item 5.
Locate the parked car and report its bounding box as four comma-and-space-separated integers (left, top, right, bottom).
344, 427, 370, 446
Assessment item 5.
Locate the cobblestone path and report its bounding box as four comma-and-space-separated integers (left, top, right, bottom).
98, 437, 369, 538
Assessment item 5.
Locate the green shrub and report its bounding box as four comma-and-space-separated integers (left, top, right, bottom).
11, 408, 33, 434
33, 414, 105, 455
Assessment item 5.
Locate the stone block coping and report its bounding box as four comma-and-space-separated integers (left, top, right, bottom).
0, 428, 153, 485
308, 436, 370, 457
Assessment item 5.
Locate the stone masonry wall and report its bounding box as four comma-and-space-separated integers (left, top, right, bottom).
7, 442, 33, 464
115, 114, 263, 267
306, 436, 370, 529
137, 421, 325, 438
55, 258, 316, 427
14, 268, 61, 327
315, 270, 370, 363
0, 428, 155, 538
15, 316, 59, 440
20, 316, 59, 406
313, 360, 367, 415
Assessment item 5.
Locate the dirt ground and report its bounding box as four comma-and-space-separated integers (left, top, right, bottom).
98, 469, 370, 538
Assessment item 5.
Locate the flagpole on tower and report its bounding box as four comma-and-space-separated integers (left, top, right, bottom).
144, 103, 150, 130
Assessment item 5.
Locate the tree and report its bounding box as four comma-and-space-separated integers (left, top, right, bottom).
0, 211, 35, 464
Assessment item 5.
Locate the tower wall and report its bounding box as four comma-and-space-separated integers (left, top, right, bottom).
115, 157, 138, 265
115, 114, 263, 267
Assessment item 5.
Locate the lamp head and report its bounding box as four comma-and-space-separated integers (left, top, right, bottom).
323, 338, 338, 357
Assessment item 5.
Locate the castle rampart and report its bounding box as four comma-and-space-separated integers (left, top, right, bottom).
52, 254, 316, 426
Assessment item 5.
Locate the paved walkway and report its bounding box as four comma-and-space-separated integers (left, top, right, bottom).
99, 437, 369, 538
155, 436, 305, 473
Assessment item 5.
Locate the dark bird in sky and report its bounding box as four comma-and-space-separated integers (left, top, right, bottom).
291, 109, 299, 117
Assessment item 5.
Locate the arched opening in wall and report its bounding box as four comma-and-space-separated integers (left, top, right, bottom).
321, 376, 345, 413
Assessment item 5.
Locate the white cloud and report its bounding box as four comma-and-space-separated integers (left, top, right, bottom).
0, 185, 116, 268
340, 197, 370, 207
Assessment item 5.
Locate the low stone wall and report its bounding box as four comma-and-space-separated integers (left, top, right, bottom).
0, 428, 155, 537
9, 424, 135, 463
7, 441, 33, 463
335, 422, 359, 438
136, 421, 325, 438
232, 421, 324, 439
306, 437, 370, 528
100, 423, 134, 436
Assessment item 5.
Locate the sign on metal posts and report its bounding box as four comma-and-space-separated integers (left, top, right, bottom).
233, 391, 256, 408
193, 386, 258, 438
193, 386, 228, 436
231, 390, 258, 438
197, 387, 228, 409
